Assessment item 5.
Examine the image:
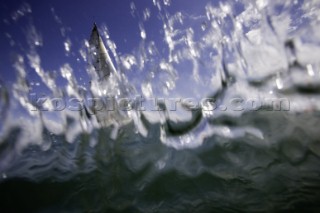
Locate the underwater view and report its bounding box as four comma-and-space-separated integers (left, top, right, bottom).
1, 0, 320, 212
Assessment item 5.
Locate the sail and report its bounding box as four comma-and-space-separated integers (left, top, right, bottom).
89, 23, 116, 81
87, 24, 132, 128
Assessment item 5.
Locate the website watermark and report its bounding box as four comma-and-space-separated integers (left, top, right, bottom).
29, 94, 290, 113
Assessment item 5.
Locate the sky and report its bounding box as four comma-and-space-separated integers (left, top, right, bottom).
0, 0, 211, 88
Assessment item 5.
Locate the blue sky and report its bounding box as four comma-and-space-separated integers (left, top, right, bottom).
0, 0, 211, 89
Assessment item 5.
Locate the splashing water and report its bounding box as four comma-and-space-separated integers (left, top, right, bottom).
1, 0, 320, 212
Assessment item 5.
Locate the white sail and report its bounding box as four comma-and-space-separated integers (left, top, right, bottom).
89, 23, 116, 81
87, 24, 132, 129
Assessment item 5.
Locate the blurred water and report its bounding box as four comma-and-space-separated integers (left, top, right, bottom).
1, 0, 320, 212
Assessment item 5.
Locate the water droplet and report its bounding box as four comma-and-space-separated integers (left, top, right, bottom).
64, 39, 71, 53
130, 2, 136, 16
142, 82, 153, 97
143, 8, 151, 21
307, 64, 315, 76
163, 0, 171, 6
256, 0, 267, 9
276, 78, 283, 90
140, 29, 146, 39
11, 3, 32, 21
122, 55, 136, 70
201, 22, 207, 31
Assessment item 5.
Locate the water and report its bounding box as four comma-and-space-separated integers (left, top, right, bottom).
1, 0, 320, 212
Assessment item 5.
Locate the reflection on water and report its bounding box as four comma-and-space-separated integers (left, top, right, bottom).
1, 0, 320, 212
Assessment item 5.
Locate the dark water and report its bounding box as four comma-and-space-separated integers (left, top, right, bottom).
1, 111, 320, 212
